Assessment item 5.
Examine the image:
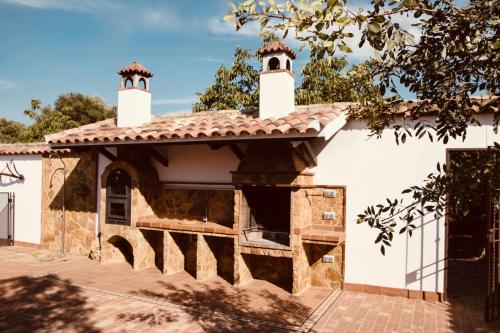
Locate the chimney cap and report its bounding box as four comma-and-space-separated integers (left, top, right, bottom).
258, 40, 296, 60
118, 61, 154, 78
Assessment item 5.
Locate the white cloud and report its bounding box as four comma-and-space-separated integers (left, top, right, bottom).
208, 17, 260, 37
0, 79, 17, 90
192, 57, 225, 63
152, 97, 197, 106
0, 0, 178, 31
0, 0, 119, 12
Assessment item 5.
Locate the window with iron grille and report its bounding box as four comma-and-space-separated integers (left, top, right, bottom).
106, 169, 131, 226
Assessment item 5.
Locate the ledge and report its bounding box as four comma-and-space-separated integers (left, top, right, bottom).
300, 225, 345, 244
137, 216, 236, 236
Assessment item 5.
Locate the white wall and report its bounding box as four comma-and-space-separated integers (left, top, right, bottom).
259, 71, 295, 119
0, 155, 43, 244
311, 114, 499, 293
152, 144, 241, 183
96, 148, 116, 234
117, 88, 151, 127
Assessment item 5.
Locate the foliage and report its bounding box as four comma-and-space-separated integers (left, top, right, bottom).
226, 0, 499, 139
23, 93, 116, 142
296, 57, 379, 104
0, 118, 27, 143
192, 47, 260, 112
226, 0, 499, 253
193, 32, 378, 111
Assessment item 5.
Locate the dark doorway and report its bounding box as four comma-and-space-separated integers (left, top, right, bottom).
446, 149, 499, 323
0, 193, 14, 247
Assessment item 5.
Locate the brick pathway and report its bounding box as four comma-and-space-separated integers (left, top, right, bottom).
1, 246, 500, 332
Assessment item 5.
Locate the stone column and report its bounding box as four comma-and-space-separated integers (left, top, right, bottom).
234, 246, 253, 287
292, 239, 311, 294
196, 235, 217, 280
163, 231, 184, 274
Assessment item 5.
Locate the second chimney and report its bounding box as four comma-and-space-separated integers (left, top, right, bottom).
258, 40, 296, 119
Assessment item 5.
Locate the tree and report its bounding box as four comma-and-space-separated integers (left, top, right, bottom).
193, 32, 377, 111
296, 57, 379, 105
192, 47, 260, 112
0, 118, 27, 143
226, 0, 499, 253
23, 93, 116, 142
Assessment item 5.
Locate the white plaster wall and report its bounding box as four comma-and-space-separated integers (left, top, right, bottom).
311, 114, 499, 293
153, 144, 240, 183
96, 148, 116, 234
117, 89, 151, 127
0, 155, 43, 244
259, 71, 295, 119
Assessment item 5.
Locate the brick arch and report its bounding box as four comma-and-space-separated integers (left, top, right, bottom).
99, 159, 157, 270
107, 235, 134, 267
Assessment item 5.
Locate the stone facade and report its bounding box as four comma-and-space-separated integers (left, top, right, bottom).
39, 143, 347, 296
41, 151, 98, 256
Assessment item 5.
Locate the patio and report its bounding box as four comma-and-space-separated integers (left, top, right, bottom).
0, 246, 498, 332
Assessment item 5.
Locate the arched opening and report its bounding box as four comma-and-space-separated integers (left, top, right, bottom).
125, 77, 133, 88
106, 169, 131, 226
108, 235, 134, 267
286, 59, 291, 71
138, 78, 147, 90
268, 57, 280, 71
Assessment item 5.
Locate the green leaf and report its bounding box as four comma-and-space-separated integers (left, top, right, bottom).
368, 21, 381, 33
339, 44, 352, 53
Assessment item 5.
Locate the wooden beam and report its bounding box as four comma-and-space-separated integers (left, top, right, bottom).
295, 142, 317, 167
149, 147, 169, 167
229, 144, 244, 160
98, 148, 117, 162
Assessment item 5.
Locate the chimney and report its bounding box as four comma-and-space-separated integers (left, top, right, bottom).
258, 40, 296, 119
117, 61, 153, 127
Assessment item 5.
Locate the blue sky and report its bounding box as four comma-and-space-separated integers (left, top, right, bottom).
0, 0, 408, 123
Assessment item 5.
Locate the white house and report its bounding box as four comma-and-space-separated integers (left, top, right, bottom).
1, 40, 498, 306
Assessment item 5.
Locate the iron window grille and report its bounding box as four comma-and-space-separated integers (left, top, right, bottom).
106, 169, 131, 226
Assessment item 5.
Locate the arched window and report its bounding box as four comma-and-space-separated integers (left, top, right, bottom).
268, 57, 280, 70
139, 78, 147, 90
125, 77, 133, 88
286, 59, 291, 71
106, 169, 131, 226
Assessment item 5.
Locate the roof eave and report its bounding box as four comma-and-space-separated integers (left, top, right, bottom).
47, 132, 325, 149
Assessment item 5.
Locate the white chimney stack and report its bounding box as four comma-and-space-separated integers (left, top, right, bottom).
117, 61, 153, 127
258, 40, 296, 119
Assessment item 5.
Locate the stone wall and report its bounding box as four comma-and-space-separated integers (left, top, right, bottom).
308, 187, 345, 230
304, 243, 343, 289
156, 189, 234, 227
41, 151, 98, 256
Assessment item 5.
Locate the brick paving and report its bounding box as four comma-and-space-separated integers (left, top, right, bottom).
1, 246, 500, 332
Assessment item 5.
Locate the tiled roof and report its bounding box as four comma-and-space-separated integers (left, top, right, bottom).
46, 104, 348, 146
0, 143, 69, 155
118, 61, 153, 78
259, 40, 297, 60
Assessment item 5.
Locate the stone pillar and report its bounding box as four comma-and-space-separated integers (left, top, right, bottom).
133, 230, 156, 270
234, 246, 253, 287
292, 238, 311, 294
196, 235, 217, 280
163, 231, 184, 274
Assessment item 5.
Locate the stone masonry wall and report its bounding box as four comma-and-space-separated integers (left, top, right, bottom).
309, 187, 345, 230
41, 151, 98, 256
304, 243, 344, 289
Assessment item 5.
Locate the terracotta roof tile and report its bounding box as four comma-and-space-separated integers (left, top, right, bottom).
46, 104, 348, 146
118, 61, 153, 78
0, 143, 69, 155
258, 40, 297, 59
